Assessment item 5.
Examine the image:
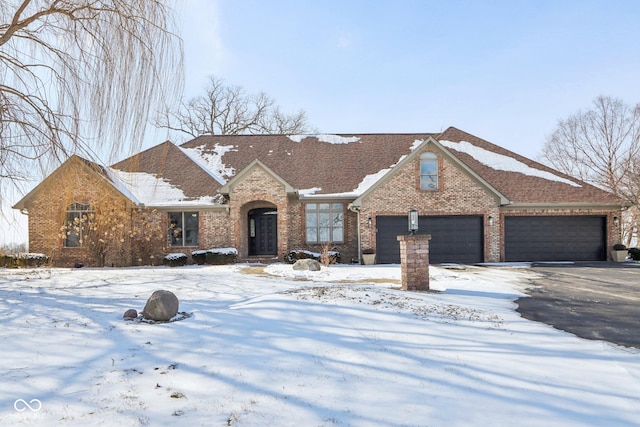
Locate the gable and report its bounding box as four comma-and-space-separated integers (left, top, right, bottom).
219, 159, 295, 196
350, 138, 509, 208
13, 155, 133, 211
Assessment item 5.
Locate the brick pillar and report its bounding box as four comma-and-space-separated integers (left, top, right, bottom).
397, 234, 431, 291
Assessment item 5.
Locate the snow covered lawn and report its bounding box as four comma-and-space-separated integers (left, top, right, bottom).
1, 264, 638, 426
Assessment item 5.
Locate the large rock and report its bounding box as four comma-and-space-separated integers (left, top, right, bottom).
142, 290, 179, 321
123, 309, 138, 320
292, 258, 322, 271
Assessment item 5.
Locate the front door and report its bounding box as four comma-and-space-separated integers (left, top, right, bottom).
248, 208, 278, 256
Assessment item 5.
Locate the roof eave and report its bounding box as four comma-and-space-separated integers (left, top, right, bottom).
502, 202, 626, 210
298, 194, 358, 201
149, 203, 229, 211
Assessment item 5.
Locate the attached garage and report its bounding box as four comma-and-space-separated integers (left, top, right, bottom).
376, 215, 484, 264
504, 216, 607, 262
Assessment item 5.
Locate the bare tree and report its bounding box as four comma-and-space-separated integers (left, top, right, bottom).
158, 75, 313, 137
0, 0, 183, 186
542, 96, 640, 245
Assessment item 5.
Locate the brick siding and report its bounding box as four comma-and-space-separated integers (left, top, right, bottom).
28, 159, 135, 267
398, 234, 431, 291
360, 148, 501, 262
24, 147, 622, 266
226, 165, 290, 259
199, 209, 232, 249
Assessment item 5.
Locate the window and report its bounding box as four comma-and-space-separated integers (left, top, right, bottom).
306, 203, 344, 243
420, 152, 438, 190
168, 212, 199, 246
64, 203, 93, 247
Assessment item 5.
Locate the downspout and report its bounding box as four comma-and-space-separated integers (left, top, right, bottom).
348, 204, 362, 264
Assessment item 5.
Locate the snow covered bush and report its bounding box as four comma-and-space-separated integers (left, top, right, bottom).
163, 253, 187, 267
284, 249, 341, 264
628, 248, 640, 261
0, 253, 50, 268
191, 248, 238, 265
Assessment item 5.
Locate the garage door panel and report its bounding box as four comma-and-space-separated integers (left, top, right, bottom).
376, 215, 483, 264
505, 216, 606, 262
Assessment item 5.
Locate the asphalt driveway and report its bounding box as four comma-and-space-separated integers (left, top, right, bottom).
515, 262, 640, 349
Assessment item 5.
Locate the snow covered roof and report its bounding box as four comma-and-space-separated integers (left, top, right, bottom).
179, 144, 233, 183
181, 133, 437, 199
439, 140, 581, 188
287, 134, 361, 144
97, 128, 621, 207
435, 127, 621, 205
109, 141, 225, 208
106, 168, 220, 207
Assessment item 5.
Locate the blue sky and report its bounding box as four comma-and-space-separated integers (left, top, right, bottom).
180, 0, 640, 159
3, 1, 640, 245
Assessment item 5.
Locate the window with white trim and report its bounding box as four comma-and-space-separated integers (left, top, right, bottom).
420, 152, 438, 190
305, 203, 344, 243
168, 212, 199, 246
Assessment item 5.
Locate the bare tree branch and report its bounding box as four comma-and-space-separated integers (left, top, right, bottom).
542, 95, 640, 246
1, 0, 183, 195
157, 75, 314, 138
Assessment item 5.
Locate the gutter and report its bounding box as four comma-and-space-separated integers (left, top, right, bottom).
348, 203, 362, 264
502, 202, 626, 210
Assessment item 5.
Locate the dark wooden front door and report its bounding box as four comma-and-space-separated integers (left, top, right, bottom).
248, 208, 278, 256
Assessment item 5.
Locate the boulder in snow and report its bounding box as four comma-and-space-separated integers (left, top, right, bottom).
123, 309, 138, 320
142, 290, 179, 321
292, 258, 322, 271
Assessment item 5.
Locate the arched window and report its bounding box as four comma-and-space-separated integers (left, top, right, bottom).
64, 203, 93, 247
420, 152, 438, 190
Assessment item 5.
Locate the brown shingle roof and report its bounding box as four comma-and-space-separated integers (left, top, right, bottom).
436, 127, 622, 205
180, 133, 435, 196
111, 141, 223, 203
108, 128, 622, 207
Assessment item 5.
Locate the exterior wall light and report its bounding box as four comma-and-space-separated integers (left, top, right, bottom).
614, 216, 619, 226
408, 209, 419, 235
488, 216, 494, 226
368, 217, 373, 227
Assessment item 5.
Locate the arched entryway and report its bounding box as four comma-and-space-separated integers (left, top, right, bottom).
248, 207, 278, 256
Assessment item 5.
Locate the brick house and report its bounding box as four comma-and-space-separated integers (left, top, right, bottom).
14, 127, 625, 266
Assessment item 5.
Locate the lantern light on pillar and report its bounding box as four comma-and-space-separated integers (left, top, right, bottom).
408, 209, 419, 235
